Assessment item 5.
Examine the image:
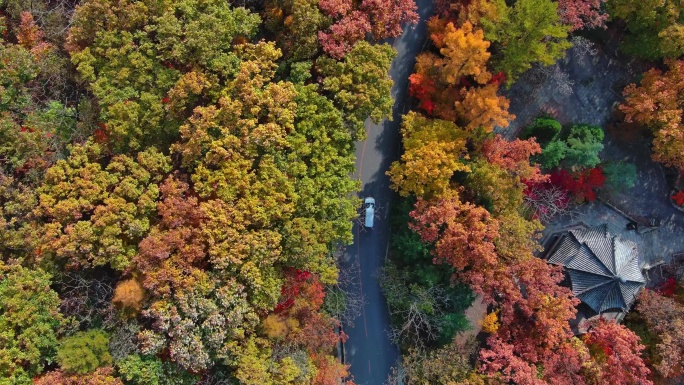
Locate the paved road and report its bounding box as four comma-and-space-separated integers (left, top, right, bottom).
340, 1, 434, 384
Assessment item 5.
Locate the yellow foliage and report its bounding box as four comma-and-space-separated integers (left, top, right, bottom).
387, 112, 470, 199
112, 278, 144, 312
262, 314, 288, 340
480, 310, 500, 334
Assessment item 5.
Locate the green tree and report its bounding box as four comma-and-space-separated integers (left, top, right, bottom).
539, 140, 568, 169
521, 117, 562, 146
283, 84, 359, 281
0, 262, 62, 385
318, 41, 396, 139
564, 124, 604, 169
57, 329, 112, 375
483, 0, 571, 85
116, 355, 197, 385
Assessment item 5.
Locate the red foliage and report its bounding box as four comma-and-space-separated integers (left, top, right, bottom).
557, 0, 608, 31
93, 123, 109, 143
17, 12, 44, 49
488, 71, 506, 86
408, 73, 438, 115
583, 319, 652, 385
658, 277, 677, 297
482, 135, 546, 183
275, 268, 324, 314
549, 167, 605, 202
319, 0, 417, 58
161, 96, 170, 104
318, 11, 371, 59
672, 191, 684, 206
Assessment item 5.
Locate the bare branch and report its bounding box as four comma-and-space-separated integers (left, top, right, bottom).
524, 185, 577, 223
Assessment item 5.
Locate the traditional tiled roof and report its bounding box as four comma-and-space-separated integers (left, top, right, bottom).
548, 225, 645, 313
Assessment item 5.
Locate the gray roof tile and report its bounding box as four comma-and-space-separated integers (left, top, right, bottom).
550, 225, 645, 313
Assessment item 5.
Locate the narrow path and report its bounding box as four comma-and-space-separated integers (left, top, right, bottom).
340, 1, 434, 384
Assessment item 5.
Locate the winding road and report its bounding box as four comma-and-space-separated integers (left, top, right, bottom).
340, 1, 434, 384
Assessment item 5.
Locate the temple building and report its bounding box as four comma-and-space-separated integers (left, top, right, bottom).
543, 224, 646, 331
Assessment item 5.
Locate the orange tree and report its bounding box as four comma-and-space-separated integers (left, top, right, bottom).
621, 60, 684, 170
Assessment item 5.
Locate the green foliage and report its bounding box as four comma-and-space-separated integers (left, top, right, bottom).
603, 162, 638, 191
57, 329, 112, 375
284, 84, 359, 280
0, 262, 62, 385
116, 355, 198, 385
384, 197, 475, 347
538, 140, 568, 169
483, 0, 571, 85
521, 117, 562, 146
435, 313, 471, 345
288, 61, 313, 84
608, 0, 684, 59
563, 124, 604, 169
536, 124, 604, 170
318, 41, 396, 139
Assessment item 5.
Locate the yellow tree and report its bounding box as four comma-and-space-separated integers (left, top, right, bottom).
455, 84, 515, 132
387, 112, 469, 199
438, 21, 492, 85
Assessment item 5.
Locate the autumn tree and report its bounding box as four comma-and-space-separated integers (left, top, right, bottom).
112, 278, 145, 313
34, 142, 171, 271
558, 0, 608, 31
409, 194, 502, 300
318, 0, 418, 58
483, 0, 571, 85
317, 41, 396, 139
455, 84, 515, 132
582, 319, 652, 385
0, 261, 62, 384
608, 0, 684, 59
387, 112, 469, 198
67, 0, 262, 151
620, 60, 684, 169
447, 0, 505, 30
635, 290, 684, 379
433, 21, 493, 85
34, 367, 124, 385
481, 135, 545, 183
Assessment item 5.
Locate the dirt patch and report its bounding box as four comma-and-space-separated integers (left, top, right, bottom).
454, 294, 487, 343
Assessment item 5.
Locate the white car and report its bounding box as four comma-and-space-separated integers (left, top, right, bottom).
364, 197, 375, 228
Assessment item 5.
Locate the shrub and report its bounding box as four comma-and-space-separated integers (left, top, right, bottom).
521, 117, 562, 146
116, 354, 198, 385
112, 278, 144, 312
57, 329, 112, 374
672, 191, 684, 206
603, 162, 638, 191
538, 140, 567, 169
564, 124, 604, 169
